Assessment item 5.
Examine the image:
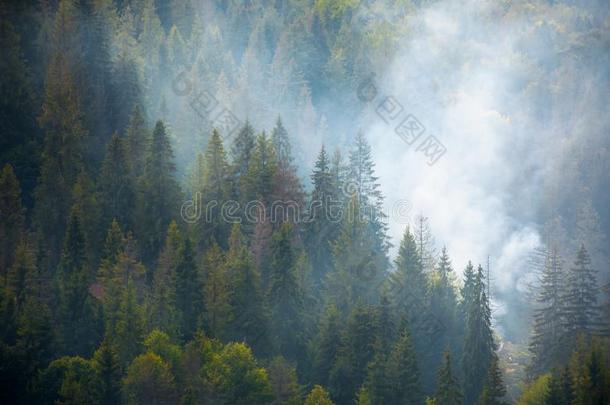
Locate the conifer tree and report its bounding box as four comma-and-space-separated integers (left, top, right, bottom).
477, 355, 507, 405
174, 237, 202, 341
312, 304, 342, 388
0, 164, 25, 277
230, 120, 256, 201
99, 133, 135, 231
57, 205, 101, 356
148, 221, 181, 339
225, 225, 271, 356
528, 245, 565, 376
346, 131, 388, 255
201, 243, 231, 339
385, 327, 423, 405
195, 129, 231, 249
435, 350, 463, 405
115, 277, 144, 367
138, 120, 180, 263
125, 105, 148, 178
414, 214, 437, 272
462, 264, 496, 404
562, 245, 600, 346
306, 145, 341, 284
271, 117, 292, 167
268, 223, 304, 360
92, 338, 122, 405
244, 131, 277, 207
305, 385, 335, 405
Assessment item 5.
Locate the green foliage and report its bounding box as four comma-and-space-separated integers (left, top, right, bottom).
305, 384, 335, 405
122, 352, 178, 404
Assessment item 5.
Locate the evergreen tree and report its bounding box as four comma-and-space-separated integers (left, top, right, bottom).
271, 117, 292, 167
92, 338, 122, 405
125, 104, 148, 178
312, 304, 342, 388
226, 225, 271, 356
346, 131, 388, 255
477, 355, 507, 405
201, 243, 231, 339
195, 129, 231, 249
305, 385, 335, 405
99, 133, 135, 231
414, 214, 437, 272
174, 237, 202, 341
562, 245, 600, 346
268, 224, 304, 360
115, 277, 145, 367
57, 205, 101, 356
138, 120, 180, 263
462, 264, 496, 404
528, 245, 566, 376
230, 120, 256, 202
0, 164, 25, 278
385, 327, 423, 405
306, 145, 340, 284
243, 131, 277, 208
435, 350, 463, 405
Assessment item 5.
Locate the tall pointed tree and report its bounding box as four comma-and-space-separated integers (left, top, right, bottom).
0, 164, 25, 278
435, 350, 463, 405
174, 237, 202, 341
125, 104, 148, 178
138, 120, 180, 263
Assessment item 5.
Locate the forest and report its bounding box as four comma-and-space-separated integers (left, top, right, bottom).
1, 0, 609, 404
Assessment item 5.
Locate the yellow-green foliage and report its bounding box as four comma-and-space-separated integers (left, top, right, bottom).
516, 374, 550, 405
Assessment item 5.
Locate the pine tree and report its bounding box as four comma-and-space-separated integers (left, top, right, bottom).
138, 120, 180, 263
92, 338, 122, 405
312, 304, 342, 388
99, 133, 135, 231
429, 247, 459, 358
271, 117, 293, 167
435, 350, 463, 405
195, 129, 231, 249
34, 44, 87, 264
230, 120, 256, 202
174, 237, 202, 341
462, 264, 496, 404
346, 131, 388, 255
477, 355, 507, 405
414, 214, 437, 272
225, 225, 271, 356
306, 145, 341, 284
243, 131, 277, 207
0, 164, 25, 277
385, 327, 423, 405
268, 223, 304, 360
57, 205, 101, 356
528, 245, 566, 376
115, 277, 144, 367
125, 104, 148, 178
201, 243, 231, 339
562, 245, 600, 346
148, 221, 181, 339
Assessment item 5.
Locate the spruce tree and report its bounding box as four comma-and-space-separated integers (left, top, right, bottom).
385, 327, 423, 405
312, 304, 342, 388
174, 237, 202, 341
306, 145, 341, 285
99, 133, 135, 231
462, 264, 496, 404
138, 120, 180, 263
225, 225, 271, 356
148, 221, 181, 339
477, 354, 507, 405
0, 164, 25, 277
435, 350, 463, 405
201, 243, 230, 339
125, 104, 148, 178
115, 277, 144, 367
195, 129, 231, 249
92, 338, 122, 405
528, 245, 565, 376
57, 205, 101, 356
230, 120, 256, 202
268, 223, 304, 361
562, 244, 600, 346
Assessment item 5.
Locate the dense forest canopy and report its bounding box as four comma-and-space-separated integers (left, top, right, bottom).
1, 0, 609, 404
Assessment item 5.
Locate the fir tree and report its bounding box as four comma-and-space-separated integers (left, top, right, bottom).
477, 355, 507, 405
125, 104, 148, 178
268, 223, 304, 360
385, 327, 423, 405
57, 205, 101, 356
561, 245, 600, 346
528, 245, 566, 376
435, 350, 463, 405
0, 164, 25, 277
174, 237, 202, 341
115, 277, 144, 367
138, 120, 180, 263
312, 304, 342, 388
99, 133, 135, 231
92, 338, 122, 405
462, 264, 496, 404
201, 243, 231, 339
